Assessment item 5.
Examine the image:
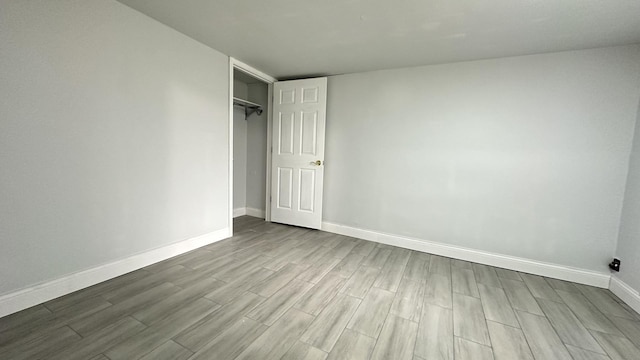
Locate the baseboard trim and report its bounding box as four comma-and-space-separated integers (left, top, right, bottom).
0, 228, 230, 318
233, 208, 247, 217
321, 221, 610, 288
246, 207, 266, 219
233, 207, 265, 218
609, 276, 640, 314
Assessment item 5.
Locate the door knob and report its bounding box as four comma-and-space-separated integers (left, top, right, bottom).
311, 160, 322, 166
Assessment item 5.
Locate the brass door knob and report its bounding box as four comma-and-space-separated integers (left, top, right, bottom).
311, 160, 322, 166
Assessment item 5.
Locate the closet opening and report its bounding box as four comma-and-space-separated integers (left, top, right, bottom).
231, 66, 273, 235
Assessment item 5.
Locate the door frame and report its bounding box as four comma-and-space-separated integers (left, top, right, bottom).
228, 58, 277, 235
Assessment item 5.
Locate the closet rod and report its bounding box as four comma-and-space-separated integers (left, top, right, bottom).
233, 97, 263, 118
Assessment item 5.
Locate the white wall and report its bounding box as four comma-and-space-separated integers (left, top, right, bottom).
233, 80, 248, 212
246, 83, 269, 212
616, 97, 640, 292
324, 45, 640, 272
0, 0, 229, 296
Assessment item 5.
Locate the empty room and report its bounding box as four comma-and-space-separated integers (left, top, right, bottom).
2, 1, 640, 359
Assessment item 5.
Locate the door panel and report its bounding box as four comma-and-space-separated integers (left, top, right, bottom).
270, 78, 327, 229
298, 168, 315, 212
278, 113, 295, 154
301, 112, 317, 155
277, 167, 293, 209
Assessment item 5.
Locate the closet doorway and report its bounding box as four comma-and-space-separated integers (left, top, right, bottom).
230, 60, 275, 234
229, 59, 328, 233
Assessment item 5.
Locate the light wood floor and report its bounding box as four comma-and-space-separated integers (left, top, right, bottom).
2, 216, 640, 360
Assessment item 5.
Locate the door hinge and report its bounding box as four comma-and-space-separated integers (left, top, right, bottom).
270, 196, 272, 202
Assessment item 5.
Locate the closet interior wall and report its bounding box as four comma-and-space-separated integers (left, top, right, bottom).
232, 79, 248, 213
233, 73, 268, 220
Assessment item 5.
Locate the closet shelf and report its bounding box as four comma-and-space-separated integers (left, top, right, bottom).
233, 97, 263, 117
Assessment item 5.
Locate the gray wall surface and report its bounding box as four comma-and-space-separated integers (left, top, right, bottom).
246, 83, 269, 212
0, 0, 230, 295
233, 80, 248, 211
616, 98, 640, 292
323, 45, 640, 272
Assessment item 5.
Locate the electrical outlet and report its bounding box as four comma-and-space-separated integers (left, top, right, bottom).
609, 258, 621, 272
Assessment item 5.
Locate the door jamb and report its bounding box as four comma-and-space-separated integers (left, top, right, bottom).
229, 58, 277, 234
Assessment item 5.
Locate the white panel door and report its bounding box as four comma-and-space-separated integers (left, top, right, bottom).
271, 77, 327, 229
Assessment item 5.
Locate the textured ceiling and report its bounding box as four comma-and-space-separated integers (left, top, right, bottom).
118, 0, 640, 79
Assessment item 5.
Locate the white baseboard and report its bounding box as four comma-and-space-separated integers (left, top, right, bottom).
609, 276, 640, 314
321, 221, 610, 288
233, 208, 247, 217
246, 207, 265, 219
0, 228, 229, 318
233, 207, 265, 218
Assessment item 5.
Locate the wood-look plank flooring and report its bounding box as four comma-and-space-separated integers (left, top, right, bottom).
2, 215, 640, 359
